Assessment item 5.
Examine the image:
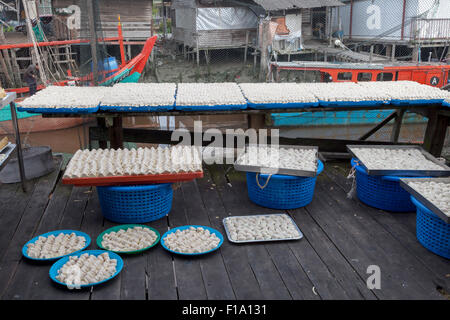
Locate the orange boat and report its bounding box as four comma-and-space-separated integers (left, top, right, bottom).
270, 61, 450, 88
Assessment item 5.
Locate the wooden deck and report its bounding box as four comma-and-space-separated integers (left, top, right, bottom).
0, 156, 448, 300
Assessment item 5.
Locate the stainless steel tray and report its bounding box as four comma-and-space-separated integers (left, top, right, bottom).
222, 213, 303, 244
0, 143, 16, 171
0, 142, 11, 153
347, 145, 450, 177
234, 145, 318, 177
399, 178, 450, 223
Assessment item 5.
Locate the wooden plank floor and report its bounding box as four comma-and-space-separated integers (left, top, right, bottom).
0, 158, 448, 300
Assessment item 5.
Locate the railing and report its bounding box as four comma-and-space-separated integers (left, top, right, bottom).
410, 18, 450, 41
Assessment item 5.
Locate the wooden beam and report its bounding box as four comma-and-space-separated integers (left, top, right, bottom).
89, 127, 420, 153
358, 111, 398, 141
390, 109, 406, 142
423, 110, 449, 157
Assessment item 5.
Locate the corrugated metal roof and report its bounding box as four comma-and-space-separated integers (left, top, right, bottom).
253, 0, 344, 10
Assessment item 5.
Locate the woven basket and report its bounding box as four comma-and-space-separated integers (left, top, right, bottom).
411, 196, 449, 259
97, 184, 173, 223
246, 160, 324, 210
351, 158, 416, 212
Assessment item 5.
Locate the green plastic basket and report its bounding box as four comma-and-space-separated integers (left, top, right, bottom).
96, 224, 160, 254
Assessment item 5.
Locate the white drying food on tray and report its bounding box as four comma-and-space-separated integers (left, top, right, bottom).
101, 226, 158, 252
26, 232, 86, 259
307, 82, 389, 102
56, 252, 117, 286
236, 146, 317, 172
176, 83, 246, 106
101, 83, 176, 107
407, 180, 450, 217
18, 86, 109, 109
64, 145, 202, 179
361, 81, 448, 101
352, 147, 444, 171
239, 83, 317, 104
0, 154, 6, 162
163, 226, 221, 254
224, 215, 301, 242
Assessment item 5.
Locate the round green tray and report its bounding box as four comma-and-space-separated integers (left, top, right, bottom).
96, 224, 160, 254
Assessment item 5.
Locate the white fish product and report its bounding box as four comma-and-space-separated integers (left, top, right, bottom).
406, 180, 450, 217
101, 226, 158, 252
63, 145, 203, 179
101, 83, 176, 108
163, 226, 221, 254
55, 252, 117, 286
176, 83, 246, 106
224, 215, 301, 242
26, 232, 86, 259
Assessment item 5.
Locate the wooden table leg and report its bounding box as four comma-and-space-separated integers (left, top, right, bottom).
390, 109, 406, 142
423, 110, 449, 157
109, 116, 124, 149
97, 117, 108, 149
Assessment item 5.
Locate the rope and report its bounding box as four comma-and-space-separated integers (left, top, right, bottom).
256, 173, 272, 190
347, 160, 360, 199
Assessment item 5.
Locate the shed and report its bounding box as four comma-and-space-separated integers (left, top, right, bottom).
171, 0, 261, 53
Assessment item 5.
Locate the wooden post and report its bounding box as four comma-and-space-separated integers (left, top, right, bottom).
109, 116, 124, 149
196, 37, 200, 67
391, 44, 396, 62
390, 109, 405, 143
0, 51, 13, 87
244, 30, 249, 64
423, 109, 449, 157
247, 114, 266, 130
369, 45, 374, 63
259, 19, 270, 81
97, 118, 108, 148
87, 0, 99, 85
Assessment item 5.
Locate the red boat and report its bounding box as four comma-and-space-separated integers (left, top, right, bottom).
270, 61, 450, 88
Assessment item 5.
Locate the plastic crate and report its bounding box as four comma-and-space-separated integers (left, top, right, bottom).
246, 160, 324, 209
351, 158, 416, 212
97, 184, 173, 223
411, 196, 450, 259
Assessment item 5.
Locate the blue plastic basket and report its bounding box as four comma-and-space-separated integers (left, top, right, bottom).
247, 101, 319, 109
443, 101, 450, 108
411, 196, 450, 259
352, 158, 417, 212
174, 103, 247, 111
97, 184, 173, 223
246, 160, 324, 209
318, 100, 388, 107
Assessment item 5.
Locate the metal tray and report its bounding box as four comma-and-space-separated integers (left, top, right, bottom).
0, 142, 11, 153
347, 145, 450, 177
399, 178, 450, 223
0, 143, 16, 171
222, 213, 303, 244
234, 145, 318, 177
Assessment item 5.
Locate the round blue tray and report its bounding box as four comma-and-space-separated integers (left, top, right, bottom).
22, 230, 91, 261
160, 225, 224, 256
49, 250, 124, 288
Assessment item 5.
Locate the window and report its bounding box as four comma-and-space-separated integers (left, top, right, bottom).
357, 72, 372, 81
337, 72, 352, 81
376, 72, 394, 81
